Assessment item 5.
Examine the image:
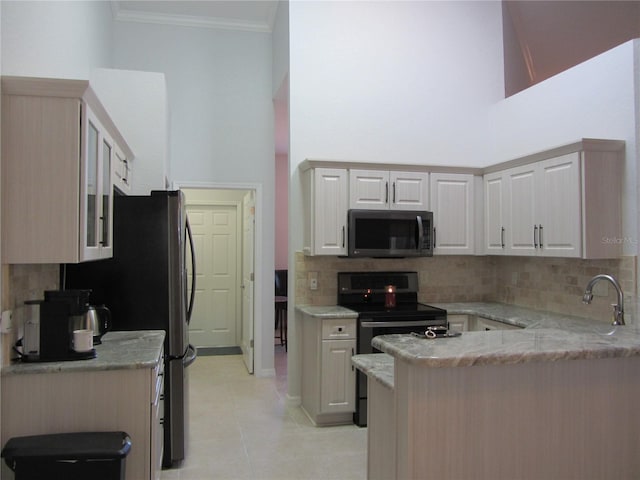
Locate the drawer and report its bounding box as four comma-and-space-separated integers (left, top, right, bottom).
322, 318, 356, 340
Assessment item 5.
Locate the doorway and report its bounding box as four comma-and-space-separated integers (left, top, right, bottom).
182, 187, 256, 374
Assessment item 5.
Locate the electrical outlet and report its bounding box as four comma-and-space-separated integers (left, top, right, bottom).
1, 310, 13, 333
308, 271, 319, 290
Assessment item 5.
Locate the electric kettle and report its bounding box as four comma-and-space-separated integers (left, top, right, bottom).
86, 305, 111, 344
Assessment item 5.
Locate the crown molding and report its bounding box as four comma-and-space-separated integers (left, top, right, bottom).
110, 1, 277, 33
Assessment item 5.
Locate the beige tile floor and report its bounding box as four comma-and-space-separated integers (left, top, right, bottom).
160, 346, 367, 480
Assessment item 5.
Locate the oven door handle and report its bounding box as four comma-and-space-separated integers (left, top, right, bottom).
360, 320, 431, 328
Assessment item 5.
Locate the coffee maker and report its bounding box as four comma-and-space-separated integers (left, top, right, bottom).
22, 290, 97, 362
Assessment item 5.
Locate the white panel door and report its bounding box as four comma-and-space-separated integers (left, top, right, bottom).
349, 169, 389, 209
390, 171, 429, 210
430, 173, 475, 255
506, 165, 537, 255
320, 339, 356, 414
538, 153, 581, 257
314, 168, 348, 255
241, 192, 255, 373
484, 172, 506, 254
188, 203, 239, 347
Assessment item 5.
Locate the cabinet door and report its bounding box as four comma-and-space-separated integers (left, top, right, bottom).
81, 106, 114, 261
430, 173, 475, 255
447, 314, 469, 333
320, 339, 356, 414
100, 132, 115, 258
314, 168, 348, 255
349, 169, 389, 209
505, 165, 538, 256
114, 145, 132, 194
484, 172, 506, 254
81, 109, 102, 261
538, 153, 581, 257
390, 171, 429, 210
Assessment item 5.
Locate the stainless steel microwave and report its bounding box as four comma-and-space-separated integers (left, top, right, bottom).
347, 209, 433, 258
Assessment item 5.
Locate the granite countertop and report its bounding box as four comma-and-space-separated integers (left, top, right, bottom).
372, 302, 640, 368
351, 353, 394, 389
352, 301, 640, 385
296, 305, 359, 319
3, 330, 165, 376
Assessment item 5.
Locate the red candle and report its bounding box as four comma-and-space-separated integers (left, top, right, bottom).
385, 285, 396, 308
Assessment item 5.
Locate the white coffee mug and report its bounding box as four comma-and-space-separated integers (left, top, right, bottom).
73, 329, 93, 352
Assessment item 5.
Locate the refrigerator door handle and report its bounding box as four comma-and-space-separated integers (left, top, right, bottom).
183, 344, 197, 367
186, 216, 196, 324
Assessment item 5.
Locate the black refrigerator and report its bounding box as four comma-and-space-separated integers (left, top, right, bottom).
63, 190, 197, 468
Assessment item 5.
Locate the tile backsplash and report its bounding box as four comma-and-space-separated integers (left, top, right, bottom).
2, 264, 60, 365
295, 252, 637, 323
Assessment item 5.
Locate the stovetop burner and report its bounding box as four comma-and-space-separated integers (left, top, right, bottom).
340, 302, 445, 315
337, 271, 446, 320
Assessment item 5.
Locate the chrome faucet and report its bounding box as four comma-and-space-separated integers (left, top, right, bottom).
582, 274, 625, 325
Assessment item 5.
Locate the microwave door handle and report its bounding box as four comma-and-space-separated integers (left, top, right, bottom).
416, 215, 424, 251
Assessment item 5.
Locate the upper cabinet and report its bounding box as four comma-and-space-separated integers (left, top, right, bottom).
483, 140, 624, 258
1, 76, 134, 264
349, 170, 428, 210
430, 173, 475, 255
303, 167, 348, 256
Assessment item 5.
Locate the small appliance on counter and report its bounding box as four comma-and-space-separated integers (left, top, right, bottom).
19, 289, 101, 362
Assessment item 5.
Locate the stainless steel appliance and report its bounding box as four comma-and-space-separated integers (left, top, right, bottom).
21, 290, 97, 362
347, 209, 433, 257
337, 271, 447, 427
63, 190, 197, 467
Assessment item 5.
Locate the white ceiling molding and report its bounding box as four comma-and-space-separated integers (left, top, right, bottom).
110, 1, 279, 33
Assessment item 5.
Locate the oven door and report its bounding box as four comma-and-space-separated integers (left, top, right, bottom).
355, 317, 438, 427
358, 319, 432, 354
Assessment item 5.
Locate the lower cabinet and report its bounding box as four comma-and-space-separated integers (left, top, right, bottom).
1, 352, 164, 480
448, 314, 522, 332
447, 314, 470, 332
301, 315, 356, 425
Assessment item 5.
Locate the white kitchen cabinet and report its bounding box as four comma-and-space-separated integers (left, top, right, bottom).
472, 317, 521, 331
349, 169, 429, 210
301, 314, 356, 425
429, 173, 475, 255
1, 344, 164, 480
1, 76, 134, 264
484, 140, 624, 258
483, 172, 507, 254
114, 145, 133, 194
302, 168, 348, 256
447, 314, 470, 332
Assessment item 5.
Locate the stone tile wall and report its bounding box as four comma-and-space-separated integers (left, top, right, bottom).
295, 251, 637, 323
1, 264, 60, 365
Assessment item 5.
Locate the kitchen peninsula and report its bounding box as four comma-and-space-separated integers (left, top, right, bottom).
1, 330, 165, 480
354, 304, 640, 480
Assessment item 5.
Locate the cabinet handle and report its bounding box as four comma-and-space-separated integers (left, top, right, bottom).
433, 227, 437, 248
539, 224, 544, 248
341, 226, 345, 248
393, 182, 396, 203
533, 225, 538, 248
501, 227, 505, 248
351, 347, 355, 371
385, 182, 389, 204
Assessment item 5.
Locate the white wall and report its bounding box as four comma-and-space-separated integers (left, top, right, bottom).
91, 68, 169, 194
1, 0, 113, 79
112, 21, 276, 377
287, 0, 505, 401
275, 154, 289, 269
489, 40, 638, 255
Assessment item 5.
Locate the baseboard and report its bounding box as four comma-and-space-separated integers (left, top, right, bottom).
196, 346, 242, 356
